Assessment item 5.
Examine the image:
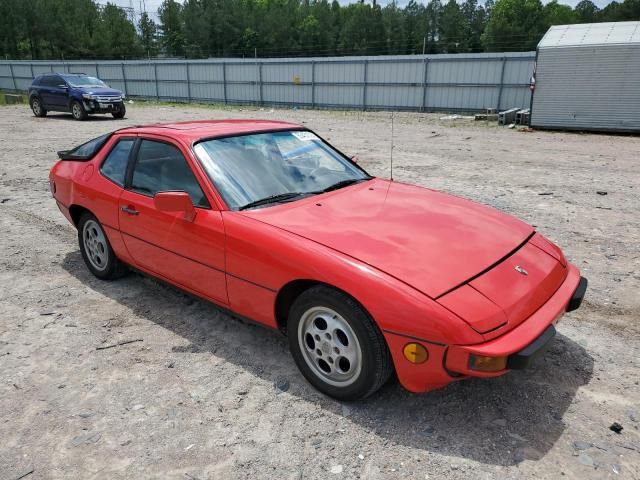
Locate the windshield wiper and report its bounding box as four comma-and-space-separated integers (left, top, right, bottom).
239, 179, 370, 210
239, 192, 310, 210
320, 178, 369, 193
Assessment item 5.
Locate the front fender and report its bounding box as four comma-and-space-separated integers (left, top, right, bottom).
223, 212, 483, 347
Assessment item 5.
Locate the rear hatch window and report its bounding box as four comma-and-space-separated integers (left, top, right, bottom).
58, 132, 112, 161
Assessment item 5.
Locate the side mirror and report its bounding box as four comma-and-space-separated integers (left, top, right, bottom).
351, 154, 359, 164
58, 84, 68, 89
154, 191, 196, 222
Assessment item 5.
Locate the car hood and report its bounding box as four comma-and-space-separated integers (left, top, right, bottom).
76, 86, 122, 96
242, 178, 534, 298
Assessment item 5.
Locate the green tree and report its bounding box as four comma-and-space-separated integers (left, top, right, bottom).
462, 0, 487, 52
382, 1, 406, 54
181, 0, 208, 57
440, 0, 466, 52
543, 0, 577, 26
0, 0, 25, 58
159, 0, 185, 56
139, 12, 159, 57
309, 0, 340, 55
299, 15, 323, 54
600, 0, 640, 20
423, 0, 443, 53
93, 3, 141, 58
573, 0, 600, 23
482, 0, 546, 51
404, 0, 427, 54
5, 0, 640, 61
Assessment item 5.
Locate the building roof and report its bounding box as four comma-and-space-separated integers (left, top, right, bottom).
117, 119, 302, 142
538, 21, 640, 49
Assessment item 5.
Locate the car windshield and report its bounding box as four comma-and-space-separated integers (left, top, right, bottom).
62, 75, 107, 88
194, 130, 370, 210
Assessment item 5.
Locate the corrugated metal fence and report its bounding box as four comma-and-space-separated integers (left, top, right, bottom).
0, 52, 535, 112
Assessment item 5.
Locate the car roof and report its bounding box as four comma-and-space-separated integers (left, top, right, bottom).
36, 72, 84, 78
115, 119, 304, 142
38, 72, 70, 76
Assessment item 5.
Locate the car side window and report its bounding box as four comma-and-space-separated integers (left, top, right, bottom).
41, 75, 63, 87
131, 140, 209, 208
51, 75, 65, 87
100, 139, 135, 187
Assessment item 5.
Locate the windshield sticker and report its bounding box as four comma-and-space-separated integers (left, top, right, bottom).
292, 131, 319, 142
282, 143, 316, 159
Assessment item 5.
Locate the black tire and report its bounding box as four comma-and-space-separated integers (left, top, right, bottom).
30, 96, 47, 117
71, 100, 88, 121
112, 103, 126, 119
77, 212, 128, 280
288, 285, 393, 400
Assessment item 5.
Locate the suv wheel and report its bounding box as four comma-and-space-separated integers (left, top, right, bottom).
71, 100, 88, 121
112, 103, 126, 119
30, 97, 47, 117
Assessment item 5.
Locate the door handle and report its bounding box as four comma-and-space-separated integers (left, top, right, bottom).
121, 205, 139, 216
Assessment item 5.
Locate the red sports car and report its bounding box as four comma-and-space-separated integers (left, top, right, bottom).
50, 120, 587, 400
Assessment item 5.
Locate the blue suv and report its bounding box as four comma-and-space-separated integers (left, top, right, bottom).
29, 73, 126, 121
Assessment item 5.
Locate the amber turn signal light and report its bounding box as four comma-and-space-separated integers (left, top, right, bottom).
403, 343, 428, 364
469, 354, 507, 372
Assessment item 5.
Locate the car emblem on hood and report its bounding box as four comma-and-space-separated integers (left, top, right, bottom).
515, 265, 528, 276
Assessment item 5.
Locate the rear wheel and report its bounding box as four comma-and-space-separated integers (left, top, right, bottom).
78, 213, 127, 280
112, 103, 126, 119
288, 285, 393, 400
71, 100, 88, 121
30, 97, 47, 117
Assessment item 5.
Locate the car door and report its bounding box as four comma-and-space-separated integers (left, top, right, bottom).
41, 74, 69, 109
38, 75, 56, 107
91, 135, 138, 262
118, 137, 228, 305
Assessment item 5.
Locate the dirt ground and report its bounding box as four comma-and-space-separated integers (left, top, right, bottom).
0, 102, 638, 480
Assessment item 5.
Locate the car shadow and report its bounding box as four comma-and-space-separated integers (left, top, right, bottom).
39, 113, 121, 121
62, 251, 593, 466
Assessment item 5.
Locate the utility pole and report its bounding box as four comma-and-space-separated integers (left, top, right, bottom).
422, 36, 426, 55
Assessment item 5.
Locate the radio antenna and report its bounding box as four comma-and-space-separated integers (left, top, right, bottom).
390, 111, 395, 181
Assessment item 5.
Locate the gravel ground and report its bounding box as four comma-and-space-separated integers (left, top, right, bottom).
0, 103, 638, 480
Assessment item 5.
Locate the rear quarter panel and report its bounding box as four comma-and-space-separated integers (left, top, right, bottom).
50, 135, 134, 264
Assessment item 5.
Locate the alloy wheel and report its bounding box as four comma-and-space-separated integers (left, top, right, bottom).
72, 102, 83, 119
82, 219, 108, 271
298, 306, 363, 387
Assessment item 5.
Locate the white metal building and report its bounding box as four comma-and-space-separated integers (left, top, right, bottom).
530, 21, 640, 132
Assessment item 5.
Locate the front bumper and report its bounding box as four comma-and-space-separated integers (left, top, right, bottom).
83, 99, 124, 114
506, 275, 587, 369
567, 276, 588, 312
445, 265, 586, 377
384, 264, 587, 393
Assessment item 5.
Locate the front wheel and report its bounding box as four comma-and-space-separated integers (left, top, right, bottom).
288, 285, 393, 400
112, 103, 126, 119
30, 97, 47, 117
78, 213, 128, 280
71, 100, 88, 120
